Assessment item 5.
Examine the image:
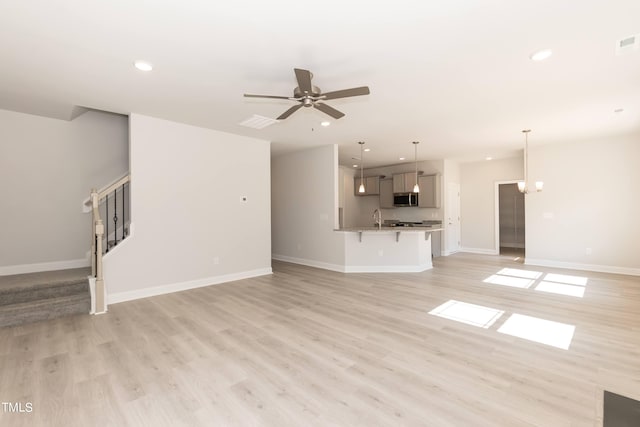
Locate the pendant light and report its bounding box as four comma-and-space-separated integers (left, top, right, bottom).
412, 141, 420, 193
517, 129, 543, 194
358, 141, 366, 193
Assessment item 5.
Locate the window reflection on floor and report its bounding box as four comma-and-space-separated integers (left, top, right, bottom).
429, 300, 504, 328
497, 313, 576, 350
428, 269, 588, 350
535, 281, 586, 297
483, 274, 535, 288
484, 269, 588, 298
497, 268, 543, 280
483, 268, 542, 288
535, 273, 588, 298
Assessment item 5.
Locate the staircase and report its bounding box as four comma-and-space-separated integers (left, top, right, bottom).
0, 268, 90, 328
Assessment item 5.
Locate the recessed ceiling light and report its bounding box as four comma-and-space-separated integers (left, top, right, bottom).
353, 164, 358, 168
134, 60, 153, 71
530, 49, 552, 61
614, 108, 624, 113
485, 156, 493, 161
399, 157, 406, 161
320, 121, 330, 127
364, 148, 371, 152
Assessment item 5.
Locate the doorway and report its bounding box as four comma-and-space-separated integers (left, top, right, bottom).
446, 182, 460, 255
496, 182, 525, 257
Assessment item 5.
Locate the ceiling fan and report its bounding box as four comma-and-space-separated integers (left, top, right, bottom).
244, 68, 370, 120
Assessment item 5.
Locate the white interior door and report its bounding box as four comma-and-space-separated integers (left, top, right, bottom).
446, 182, 460, 254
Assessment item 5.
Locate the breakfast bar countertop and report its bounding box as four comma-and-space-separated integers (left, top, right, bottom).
335, 226, 444, 232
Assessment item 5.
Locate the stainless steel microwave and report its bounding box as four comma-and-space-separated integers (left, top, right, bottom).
393, 193, 418, 207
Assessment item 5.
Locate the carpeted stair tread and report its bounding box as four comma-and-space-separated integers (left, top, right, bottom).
0, 267, 90, 294
0, 293, 90, 328
0, 279, 88, 306
0, 268, 91, 328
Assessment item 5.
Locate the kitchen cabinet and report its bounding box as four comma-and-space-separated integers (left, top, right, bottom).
354, 176, 380, 196
418, 174, 441, 208
379, 179, 394, 208
393, 172, 419, 193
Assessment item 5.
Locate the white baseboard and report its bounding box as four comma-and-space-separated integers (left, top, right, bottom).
459, 247, 499, 255
272, 254, 432, 273
440, 249, 459, 257
272, 254, 346, 272
107, 267, 273, 305
0, 258, 90, 276
343, 263, 432, 273
525, 258, 640, 277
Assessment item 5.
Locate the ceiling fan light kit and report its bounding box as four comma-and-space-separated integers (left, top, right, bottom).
244, 68, 370, 121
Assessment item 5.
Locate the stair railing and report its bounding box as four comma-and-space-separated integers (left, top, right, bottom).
90, 174, 130, 313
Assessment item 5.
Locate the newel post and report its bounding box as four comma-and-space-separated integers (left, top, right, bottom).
90, 188, 99, 277
95, 219, 106, 314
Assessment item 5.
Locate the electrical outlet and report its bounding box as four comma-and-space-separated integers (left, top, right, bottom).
585, 248, 592, 255
214, 257, 220, 265
378, 249, 384, 257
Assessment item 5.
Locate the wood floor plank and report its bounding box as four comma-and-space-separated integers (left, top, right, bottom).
1, 253, 639, 426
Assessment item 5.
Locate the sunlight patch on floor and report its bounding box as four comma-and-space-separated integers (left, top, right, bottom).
543, 273, 588, 287
534, 273, 588, 298
483, 274, 535, 288
429, 300, 504, 328
535, 281, 586, 297
497, 313, 575, 350
497, 268, 543, 280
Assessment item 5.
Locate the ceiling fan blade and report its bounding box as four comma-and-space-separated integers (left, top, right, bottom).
294, 68, 313, 94
321, 86, 370, 100
244, 94, 295, 100
314, 102, 345, 119
277, 104, 304, 120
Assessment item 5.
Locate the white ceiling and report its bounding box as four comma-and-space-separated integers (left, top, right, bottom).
1, 1, 639, 167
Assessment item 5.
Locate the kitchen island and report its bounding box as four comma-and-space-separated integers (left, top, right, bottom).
335, 226, 443, 273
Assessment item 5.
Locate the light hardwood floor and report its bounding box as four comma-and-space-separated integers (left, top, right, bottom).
1, 254, 638, 426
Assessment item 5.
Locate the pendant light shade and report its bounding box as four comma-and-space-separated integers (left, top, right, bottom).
518, 129, 543, 194
412, 141, 420, 193
358, 141, 366, 193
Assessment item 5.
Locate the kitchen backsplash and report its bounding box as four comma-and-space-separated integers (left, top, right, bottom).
380, 206, 442, 222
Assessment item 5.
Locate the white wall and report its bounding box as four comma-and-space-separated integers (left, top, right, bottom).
103, 114, 272, 302
272, 145, 345, 270
0, 109, 128, 274
525, 134, 640, 275
341, 165, 379, 227
460, 157, 523, 252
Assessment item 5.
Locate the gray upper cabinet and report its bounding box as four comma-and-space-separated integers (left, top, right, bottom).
354, 176, 380, 196
393, 172, 419, 193
392, 174, 405, 193
379, 179, 394, 208
418, 174, 441, 208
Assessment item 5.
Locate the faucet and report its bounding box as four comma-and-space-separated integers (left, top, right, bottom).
373, 209, 382, 229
